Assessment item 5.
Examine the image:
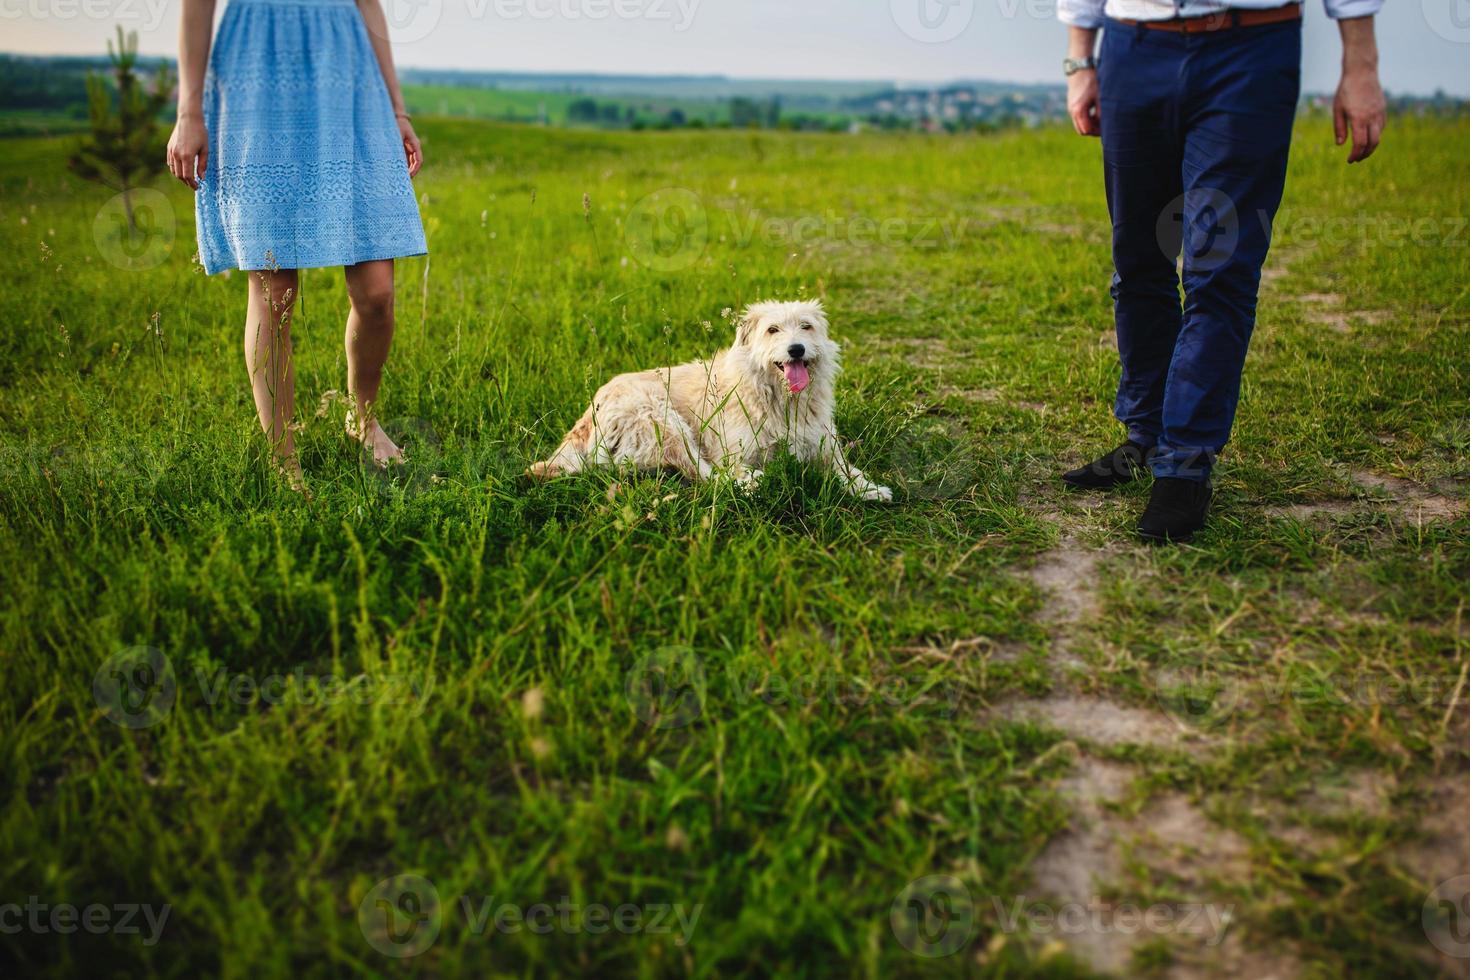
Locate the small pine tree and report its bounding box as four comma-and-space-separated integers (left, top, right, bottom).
68, 27, 176, 230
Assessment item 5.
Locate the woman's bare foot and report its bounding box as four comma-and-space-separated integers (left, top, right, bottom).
275, 455, 310, 498
346, 411, 405, 468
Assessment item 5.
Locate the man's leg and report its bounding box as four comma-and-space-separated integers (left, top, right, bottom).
1063, 24, 1186, 491
1101, 24, 1187, 453
1154, 21, 1303, 483
1136, 21, 1301, 542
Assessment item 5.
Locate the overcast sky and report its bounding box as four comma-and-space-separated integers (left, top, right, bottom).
6, 0, 1469, 96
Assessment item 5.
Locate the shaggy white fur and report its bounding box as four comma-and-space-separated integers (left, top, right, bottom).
528, 300, 892, 502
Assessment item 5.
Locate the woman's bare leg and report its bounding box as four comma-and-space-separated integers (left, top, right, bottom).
343, 259, 404, 466
245, 268, 304, 490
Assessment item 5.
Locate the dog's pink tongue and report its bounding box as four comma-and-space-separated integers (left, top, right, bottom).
783, 361, 810, 393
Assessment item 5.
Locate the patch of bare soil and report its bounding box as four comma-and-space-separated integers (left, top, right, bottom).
1298, 768, 1397, 821
1262, 499, 1359, 521
1351, 469, 1466, 524
1259, 244, 1315, 287
1265, 820, 1338, 858
1291, 292, 1394, 334
1397, 773, 1470, 886
1164, 934, 1304, 980
1028, 759, 1267, 976
1022, 532, 1122, 676
1397, 772, 1470, 977
1295, 292, 1343, 306
993, 697, 1200, 752
866, 336, 954, 371
1264, 471, 1465, 527
934, 385, 1005, 404
1133, 793, 1253, 884
1028, 539, 1104, 626
1241, 774, 1398, 882
1307, 309, 1394, 334
1028, 222, 1088, 237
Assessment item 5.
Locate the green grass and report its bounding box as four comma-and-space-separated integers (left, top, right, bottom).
0, 117, 1467, 977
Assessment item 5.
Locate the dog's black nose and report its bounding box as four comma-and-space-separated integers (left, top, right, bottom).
787, 344, 806, 361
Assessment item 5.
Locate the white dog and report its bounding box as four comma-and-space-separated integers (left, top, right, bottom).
528, 300, 892, 502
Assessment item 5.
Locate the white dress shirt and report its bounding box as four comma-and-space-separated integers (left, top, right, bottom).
1058, 0, 1383, 29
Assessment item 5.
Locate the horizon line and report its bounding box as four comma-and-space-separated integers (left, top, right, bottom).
3, 49, 1467, 99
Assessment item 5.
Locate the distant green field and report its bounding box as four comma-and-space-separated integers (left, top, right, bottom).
401, 83, 845, 129
0, 108, 88, 137
0, 118, 1467, 977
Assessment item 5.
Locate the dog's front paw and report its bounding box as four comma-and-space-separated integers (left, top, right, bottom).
735, 469, 766, 493
860, 484, 894, 504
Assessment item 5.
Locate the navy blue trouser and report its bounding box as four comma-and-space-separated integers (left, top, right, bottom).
1099, 17, 1302, 481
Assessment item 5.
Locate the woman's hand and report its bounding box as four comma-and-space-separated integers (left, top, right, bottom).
398, 115, 423, 178
168, 112, 209, 190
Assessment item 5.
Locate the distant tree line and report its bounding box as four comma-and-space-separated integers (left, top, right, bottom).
561, 94, 850, 132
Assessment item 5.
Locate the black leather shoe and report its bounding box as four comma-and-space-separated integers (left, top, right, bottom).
1138, 477, 1213, 543
1061, 440, 1153, 491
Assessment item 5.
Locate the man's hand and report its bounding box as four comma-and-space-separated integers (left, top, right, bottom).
1335, 15, 1385, 164
1068, 69, 1100, 137
1065, 25, 1101, 138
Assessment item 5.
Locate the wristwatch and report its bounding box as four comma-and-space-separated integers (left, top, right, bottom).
1063, 56, 1097, 76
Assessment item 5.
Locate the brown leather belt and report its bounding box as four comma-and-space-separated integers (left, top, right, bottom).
1114, 3, 1302, 33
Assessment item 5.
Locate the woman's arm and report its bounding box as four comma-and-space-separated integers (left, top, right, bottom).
167, 0, 217, 190
356, 0, 423, 178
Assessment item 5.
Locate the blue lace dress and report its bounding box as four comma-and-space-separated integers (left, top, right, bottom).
195, 0, 427, 275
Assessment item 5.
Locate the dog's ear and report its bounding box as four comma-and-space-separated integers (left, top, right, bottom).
736, 310, 758, 347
